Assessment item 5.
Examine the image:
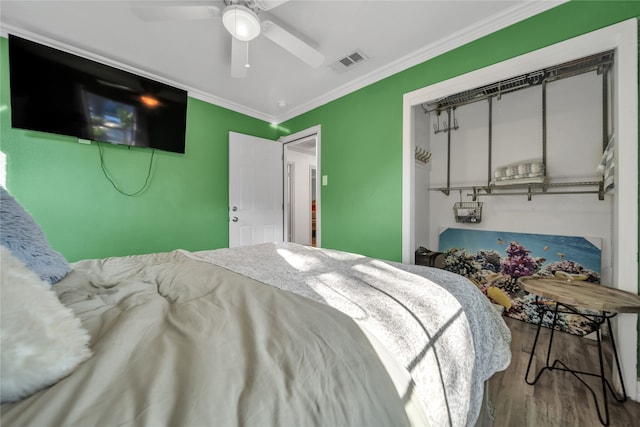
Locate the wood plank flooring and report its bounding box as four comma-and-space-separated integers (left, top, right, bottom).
488, 317, 640, 426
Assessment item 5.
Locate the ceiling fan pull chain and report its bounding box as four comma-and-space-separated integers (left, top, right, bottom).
245, 41, 250, 68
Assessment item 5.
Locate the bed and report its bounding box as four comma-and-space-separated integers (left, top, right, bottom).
0, 189, 511, 427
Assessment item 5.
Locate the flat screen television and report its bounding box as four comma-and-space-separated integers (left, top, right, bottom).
8, 35, 188, 154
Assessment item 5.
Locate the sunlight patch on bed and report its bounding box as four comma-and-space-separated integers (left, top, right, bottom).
276, 248, 323, 271
353, 260, 440, 290
351, 260, 474, 365
322, 249, 366, 262
303, 271, 368, 320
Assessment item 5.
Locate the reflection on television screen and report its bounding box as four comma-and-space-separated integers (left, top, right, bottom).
86, 92, 138, 146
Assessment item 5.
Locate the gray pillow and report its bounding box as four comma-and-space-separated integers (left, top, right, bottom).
0, 187, 70, 284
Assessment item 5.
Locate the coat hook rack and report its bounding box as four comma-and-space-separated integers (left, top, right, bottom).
433, 107, 459, 134
415, 147, 432, 164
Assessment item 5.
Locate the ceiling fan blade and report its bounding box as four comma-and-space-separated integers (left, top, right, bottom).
253, 0, 291, 11
231, 38, 249, 78
261, 20, 324, 68
132, 5, 220, 22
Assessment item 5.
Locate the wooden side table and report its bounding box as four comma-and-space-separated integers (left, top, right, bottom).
519, 277, 640, 426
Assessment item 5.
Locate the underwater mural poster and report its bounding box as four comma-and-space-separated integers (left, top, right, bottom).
439, 228, 602, 336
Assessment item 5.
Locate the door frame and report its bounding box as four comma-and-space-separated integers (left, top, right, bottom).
281, 125, 321, 247
285, 161, 295, 242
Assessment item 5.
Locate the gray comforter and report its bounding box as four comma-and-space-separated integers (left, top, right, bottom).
189, 243, 512, 427
1, 243, 510, 427
2, 249, 425, 427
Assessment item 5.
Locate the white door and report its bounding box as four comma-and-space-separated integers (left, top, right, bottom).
228, 131, 284, 247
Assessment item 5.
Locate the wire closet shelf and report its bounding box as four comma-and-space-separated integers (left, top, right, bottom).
423, 49, 614, 201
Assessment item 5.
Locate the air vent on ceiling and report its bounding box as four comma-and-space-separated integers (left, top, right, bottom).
330, 49, 368, 73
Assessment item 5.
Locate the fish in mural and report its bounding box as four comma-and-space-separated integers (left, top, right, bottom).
554, 271, 587, 281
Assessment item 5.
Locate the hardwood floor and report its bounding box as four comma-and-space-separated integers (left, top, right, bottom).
488, 317, 640, 427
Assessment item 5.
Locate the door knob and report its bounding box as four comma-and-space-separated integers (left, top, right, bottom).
231, 206, 238, 211
232, 217, 238, 222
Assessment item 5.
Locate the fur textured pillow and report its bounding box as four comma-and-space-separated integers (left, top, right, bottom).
0, 187, 70, 284
0, 246, 92, 403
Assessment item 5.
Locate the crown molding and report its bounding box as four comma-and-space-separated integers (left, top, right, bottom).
188, 90, 276, 123
0, 23, 276, 124
273, 0, 568, 124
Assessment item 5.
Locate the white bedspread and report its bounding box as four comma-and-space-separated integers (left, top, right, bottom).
189, 243, 512, 427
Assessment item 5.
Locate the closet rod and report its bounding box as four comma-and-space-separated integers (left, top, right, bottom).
429, 183, 602, 191
466, 188, 604, 201
468, 190, 602, 196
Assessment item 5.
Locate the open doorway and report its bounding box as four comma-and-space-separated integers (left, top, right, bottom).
310, 167, 316, 246
282, 126, 320, 247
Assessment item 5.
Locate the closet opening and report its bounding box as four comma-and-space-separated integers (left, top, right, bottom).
402, 19, 638, 401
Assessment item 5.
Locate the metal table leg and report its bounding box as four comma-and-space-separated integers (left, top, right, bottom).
523, 298, 627, 426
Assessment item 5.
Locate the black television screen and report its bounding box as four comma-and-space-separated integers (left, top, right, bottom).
8, 35, 187, 154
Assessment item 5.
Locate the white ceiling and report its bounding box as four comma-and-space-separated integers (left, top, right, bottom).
0, 0, 565, 123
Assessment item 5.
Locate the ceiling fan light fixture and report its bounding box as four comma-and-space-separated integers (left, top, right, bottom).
222, 5, 261, 42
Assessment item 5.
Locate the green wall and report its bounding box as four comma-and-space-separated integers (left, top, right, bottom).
282, 0, 639, 263
0, 37, 278, 261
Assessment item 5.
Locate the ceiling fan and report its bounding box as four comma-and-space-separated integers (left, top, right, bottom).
132, 0, 325, 78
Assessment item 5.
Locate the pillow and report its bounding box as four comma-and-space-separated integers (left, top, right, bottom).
0, 246, 92, 403
0, 187, 70, 284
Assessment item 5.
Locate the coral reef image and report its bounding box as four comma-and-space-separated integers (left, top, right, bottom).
439, 228, 602, 336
